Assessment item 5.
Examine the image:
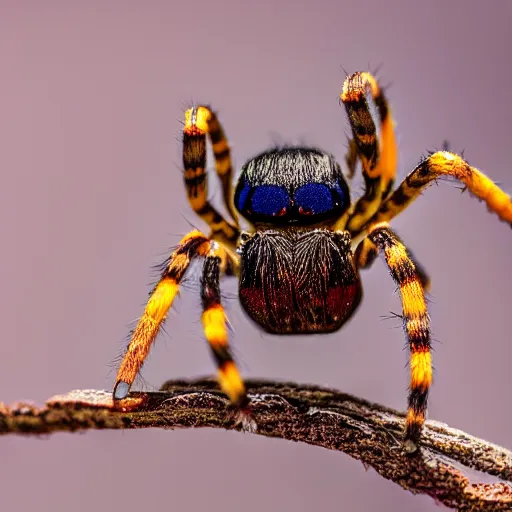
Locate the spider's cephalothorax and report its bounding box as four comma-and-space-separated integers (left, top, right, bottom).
234, 147, 350, 223
113, 72, 512, 452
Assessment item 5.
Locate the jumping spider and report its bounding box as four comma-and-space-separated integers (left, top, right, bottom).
113, 71, 512, 452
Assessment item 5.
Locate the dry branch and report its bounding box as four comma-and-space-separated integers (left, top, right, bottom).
1, 378, 510, 511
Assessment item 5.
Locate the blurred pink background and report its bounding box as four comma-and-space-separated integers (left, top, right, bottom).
1, 1, 511, 511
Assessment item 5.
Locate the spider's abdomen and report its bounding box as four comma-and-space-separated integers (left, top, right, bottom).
239, 229, 362, 334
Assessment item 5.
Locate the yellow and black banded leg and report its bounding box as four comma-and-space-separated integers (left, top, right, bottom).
344, 137, 359, 180
356, 223, 432, 452
113, 230, 211, 400
205, 108, 239, 225
372, 151, 512, 227
201, 244, 247, 407
184, 106, 239, 247
355, 235, 431, 291
337, 72, 398, 235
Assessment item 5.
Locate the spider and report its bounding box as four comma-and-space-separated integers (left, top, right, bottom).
112, 71, 512, 452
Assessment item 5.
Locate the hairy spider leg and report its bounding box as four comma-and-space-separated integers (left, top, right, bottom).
113, 230, 240, 400
201, 244, 247, 406
344, 137, 359, 180
113, 231, 209, 399
184, 106, 239, 247
372, 151, 512, 227
356, 235, 431, 291
355, 223, 432, 452
337, 72, 398, 235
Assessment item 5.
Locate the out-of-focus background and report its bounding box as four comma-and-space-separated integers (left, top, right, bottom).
1, 1, 511, 511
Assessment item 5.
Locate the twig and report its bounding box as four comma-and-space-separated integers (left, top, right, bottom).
0, 378, 510, 511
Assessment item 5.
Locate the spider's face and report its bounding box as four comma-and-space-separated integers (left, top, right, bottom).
234, 147, 351, 225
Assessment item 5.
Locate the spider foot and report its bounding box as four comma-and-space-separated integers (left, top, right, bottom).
113, 381, 131, 400
403, 438, 420, 455
234, 404, 257, 434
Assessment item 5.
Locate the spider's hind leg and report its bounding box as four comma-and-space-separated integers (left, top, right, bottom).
201, 243, 247, 407
355, 223, 432, 452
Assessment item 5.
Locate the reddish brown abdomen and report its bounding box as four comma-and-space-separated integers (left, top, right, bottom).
239, 229, 362, 334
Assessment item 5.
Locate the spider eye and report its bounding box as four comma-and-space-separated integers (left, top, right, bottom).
294, 183, 333, 215
250, 185, 290, 216
331, 180, 347, 207
235, 181, 251, 211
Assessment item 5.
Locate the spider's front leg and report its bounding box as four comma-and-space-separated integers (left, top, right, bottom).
113, 230, 209, 399
338, 71, 398, 235
114, 103, 247, 404
113, 230, 246, 408
183, 105, 239, 247
356, 223, 432, 453
372, 151, 512, 227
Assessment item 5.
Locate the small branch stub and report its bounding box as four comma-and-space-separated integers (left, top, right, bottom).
0, 379, 510, 511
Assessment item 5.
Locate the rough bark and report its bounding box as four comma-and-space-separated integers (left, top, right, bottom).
1, 379, 510, 511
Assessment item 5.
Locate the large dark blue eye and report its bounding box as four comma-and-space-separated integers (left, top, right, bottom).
236, 181, 251, 211
294, 183, 333, 215
331, 180, 347, 207
251, 185, 290, 216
